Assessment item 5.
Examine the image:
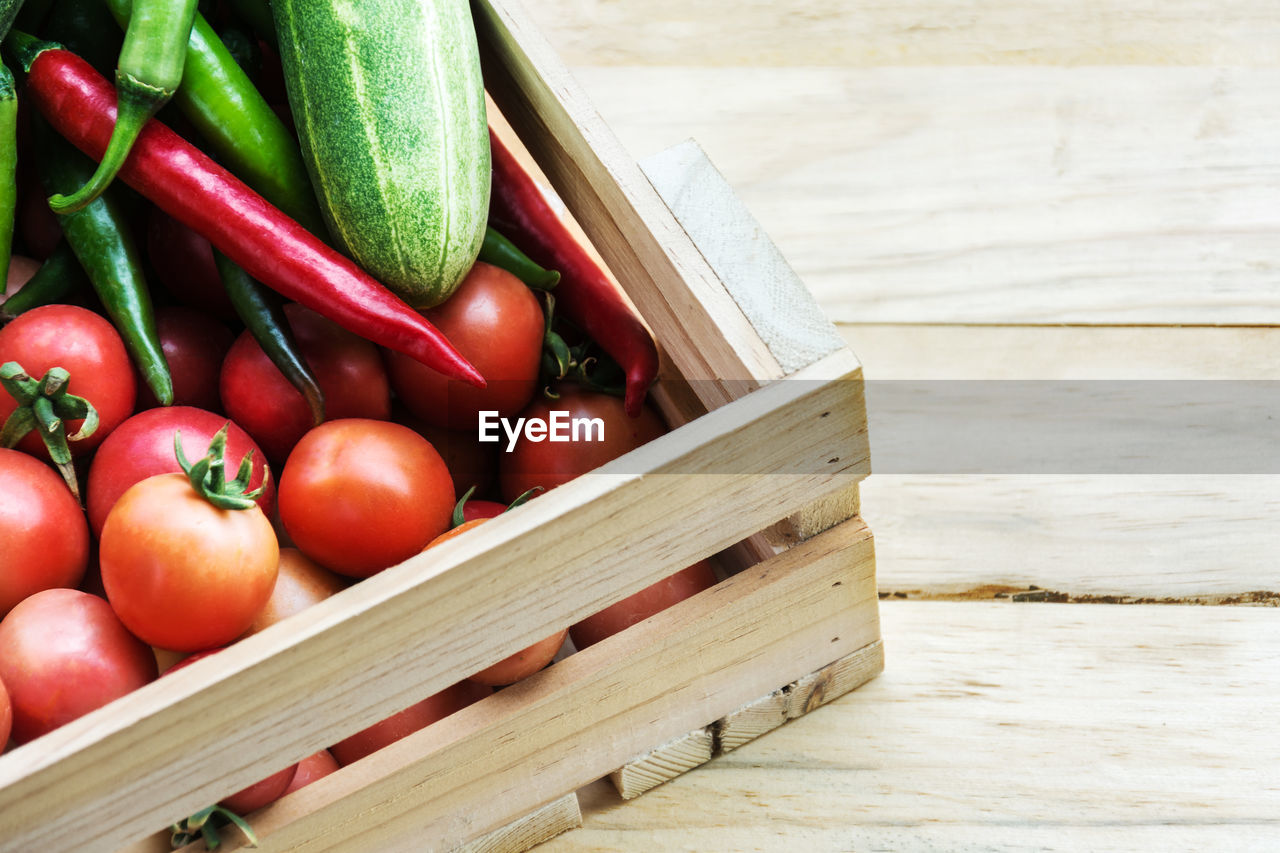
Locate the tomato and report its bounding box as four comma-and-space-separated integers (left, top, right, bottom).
570, 560, 718, 650
146, 207, 236, 320
282, 750, 339, 795
329, 680, 491, 767
0, 588, 157, 744
221, 765, 299, 814
100, 472, 279, 652
135, 307, 234, 411
221, 303, 392, 464
498, 387, 667, 503
278, 419, 453, 577
0, 674, 12, 751
385, 262, 543, 432
424, 516, 566, 686
0, 304, 136, 458
166, 651, 299, 812
461, 498, 509, 522
0, 448, 89, 617
398, 409, 498, 500
85, 406, 274, 538
245, 548, 348, 635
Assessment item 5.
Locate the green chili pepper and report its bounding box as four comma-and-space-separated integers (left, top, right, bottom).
0, 63, 15, 288
0, 238, 92, 316
479, 226, 560, 291
47, 0, 199, 213
100, 0, 327, 237
213, 248, 325, 426
44, 0, 122, 77
33, 116, 173, 405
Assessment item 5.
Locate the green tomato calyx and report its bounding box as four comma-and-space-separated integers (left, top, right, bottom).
175, 423, 268, 511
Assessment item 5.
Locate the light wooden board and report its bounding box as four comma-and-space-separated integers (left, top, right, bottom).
455, 794, 581, 853
862, 474, 1280, 599
609, 728, 714, 800
523, 0, 1280, 67
504, 61, 1280, 324
835, 324, 1280, 599
544, 600, 1280, 852
841, 324, 1280, 382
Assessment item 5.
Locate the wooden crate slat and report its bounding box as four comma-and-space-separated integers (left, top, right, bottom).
639, 139, 847, 377
606, 639, 884, 796
0, 349, 865, 853
454, 794, 582, 853
609, 728, 716, 800
169, 518, 878, 852
473, 0, 785, 408
718, 639, 887, 753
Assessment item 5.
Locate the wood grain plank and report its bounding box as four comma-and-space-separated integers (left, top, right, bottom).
521, 65, 1280, 325
455, 794, 581, 853
523, 0, 1280, 67
863, 474, 1280, 598
609, 729, 714, 799
841, 324, 1280, 381
544, 600, 1280, 851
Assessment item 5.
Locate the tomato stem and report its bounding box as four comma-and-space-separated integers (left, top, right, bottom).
0, 360, 100, 500
174, 423, 268, 511
169, 804, 260, 850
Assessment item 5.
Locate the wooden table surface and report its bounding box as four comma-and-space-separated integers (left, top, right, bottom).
512, 1, 1280, 849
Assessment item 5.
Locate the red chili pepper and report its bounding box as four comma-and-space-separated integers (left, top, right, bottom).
9, 34, 484, 389
487, 128, 659, 417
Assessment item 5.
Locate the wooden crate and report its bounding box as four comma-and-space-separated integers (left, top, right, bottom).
0, 0, 879, 850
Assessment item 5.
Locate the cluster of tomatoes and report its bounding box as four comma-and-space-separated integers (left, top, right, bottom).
0, 218, 719, 823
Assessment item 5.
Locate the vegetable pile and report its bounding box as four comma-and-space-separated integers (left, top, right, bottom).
0, 0, 711, 846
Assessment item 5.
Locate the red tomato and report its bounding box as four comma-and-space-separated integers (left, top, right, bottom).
221, 765, 299, 814
146, 207, 236, 320
424, 518, 566, 686
461, 498, 509, 523
570, 560, 718, 650
278, 419, 453, 577
135, 307, 234, 411
329, 680, 491, 767
398, 409, 498, 500
0, 448, 89, 617
0, 589, 157, 744
0, 674, 12, 751
221, 303, 392, 464
100, 473, 279, 652
282, 750, 339, 795
498, 387, 667, 503
0, 304, 136, 458
85, 407, 273, 538
166, 651, 299, 812
245, 548, 348, 635
386, 262, 543, 432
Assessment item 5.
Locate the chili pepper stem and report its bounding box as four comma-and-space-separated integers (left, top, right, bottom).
48, 79, 165, 213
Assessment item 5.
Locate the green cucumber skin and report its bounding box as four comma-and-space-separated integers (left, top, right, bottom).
272, 0, 490, 309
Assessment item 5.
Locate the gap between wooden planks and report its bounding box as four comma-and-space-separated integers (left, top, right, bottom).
542, 600, 1280, 853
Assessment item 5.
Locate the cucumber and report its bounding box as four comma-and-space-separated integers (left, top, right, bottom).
272, 0, 489, 309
